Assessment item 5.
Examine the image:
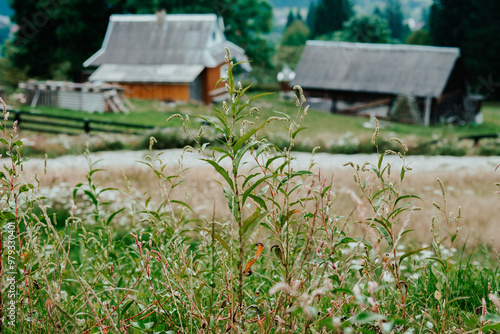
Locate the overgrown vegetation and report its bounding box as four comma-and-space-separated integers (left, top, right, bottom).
1, 51, 499, 333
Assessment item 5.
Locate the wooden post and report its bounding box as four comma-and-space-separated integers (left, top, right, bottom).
424, 96, 432, 126
83, 119, 91, 134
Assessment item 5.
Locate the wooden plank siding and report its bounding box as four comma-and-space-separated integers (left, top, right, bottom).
120, 83, 190, 101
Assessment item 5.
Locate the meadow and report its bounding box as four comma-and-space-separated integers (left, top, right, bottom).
14, 90, 500, 158
1, 53, 500, 333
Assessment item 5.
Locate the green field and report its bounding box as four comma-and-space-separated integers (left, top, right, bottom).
14, 91, 500, 157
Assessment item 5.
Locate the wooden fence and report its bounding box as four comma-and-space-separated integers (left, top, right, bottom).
8, 110, 156, 135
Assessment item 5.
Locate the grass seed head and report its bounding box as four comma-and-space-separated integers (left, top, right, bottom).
167, 114, 184, 122
371, 117, 379, 145
437, 178, 446, 196
390, 137, 408, 153
303, 105, 309, 116
294, 94, 300, 107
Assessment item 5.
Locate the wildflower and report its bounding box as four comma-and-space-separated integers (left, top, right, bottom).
70, 200, 77, 217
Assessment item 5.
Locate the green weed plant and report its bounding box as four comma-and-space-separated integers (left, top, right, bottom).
0, 50, 498, 333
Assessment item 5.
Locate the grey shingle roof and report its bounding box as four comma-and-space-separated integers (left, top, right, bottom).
84, 14, 247, 69
89, 64, 205, 83
292, 41, 461, 98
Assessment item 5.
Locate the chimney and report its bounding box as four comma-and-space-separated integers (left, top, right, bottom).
156, 9, 166, 28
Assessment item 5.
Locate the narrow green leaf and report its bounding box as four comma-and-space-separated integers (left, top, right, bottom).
242, 175, 274, 205
201, 228, 230, 253
170, 200, 194, 212
234, 139, 256, 170
233, 127, 260, 152
398, 246, 430, 266
121, 300, 134, 316
348, 311, 384, 325
242, 210, 268, 239
83, 190, 98, 207
394, 194, 422, 206
202, 159, 234, 190
248, 194, 268, 211
106, 208, 125, 226
292, 127, 308, 139
378, 152, 385, 170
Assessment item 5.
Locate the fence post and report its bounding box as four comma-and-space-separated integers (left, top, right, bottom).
83, 119, 91, 134
14, 111, 21, 126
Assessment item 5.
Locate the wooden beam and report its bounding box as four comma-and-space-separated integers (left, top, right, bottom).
336, 98, 392, 114
424, 96, 432, 126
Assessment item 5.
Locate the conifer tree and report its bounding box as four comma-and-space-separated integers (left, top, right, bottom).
311, 0, 353, 38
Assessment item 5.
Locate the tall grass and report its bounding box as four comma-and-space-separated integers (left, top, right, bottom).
0, 50, 499, 333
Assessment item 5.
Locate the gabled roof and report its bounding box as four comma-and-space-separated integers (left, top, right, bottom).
292, 41, 461, 98
84, 13, 247, 69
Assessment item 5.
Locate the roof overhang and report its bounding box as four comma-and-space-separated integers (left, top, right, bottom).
89, 64, 205, 83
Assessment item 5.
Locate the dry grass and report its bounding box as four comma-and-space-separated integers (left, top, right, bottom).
21, 152, 500, 249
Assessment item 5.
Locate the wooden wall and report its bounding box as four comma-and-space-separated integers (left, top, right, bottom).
114, 64, 225, 103
119, 83, 190, 101
203, 64, 224, 103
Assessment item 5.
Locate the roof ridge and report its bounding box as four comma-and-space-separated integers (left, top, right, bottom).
110, 13, 217, 22
305, 40, 460, 54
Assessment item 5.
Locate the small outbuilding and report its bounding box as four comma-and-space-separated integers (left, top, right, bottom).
84, 12, 249, 104
292, 41, 481, 125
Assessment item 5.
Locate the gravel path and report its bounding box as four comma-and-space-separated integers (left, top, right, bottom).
23, 149, 500, 174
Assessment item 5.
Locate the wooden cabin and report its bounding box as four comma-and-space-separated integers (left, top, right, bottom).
291, 41, 481, 125
84, 12, 249, 104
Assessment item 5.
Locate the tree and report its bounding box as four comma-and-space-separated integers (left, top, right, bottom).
276, 20, 309, 70
296, 8, 303, 21
306, 1, 316, 31
385, 0, 404, 41
334, 15, 390, 43
281, 20, 310, 46
286, 9, 295, 29
406, 29, 431, 45
429, 0, 500, 99
10, 0, 125, 80
9, 0, 274, 81
312, 0, 353, 38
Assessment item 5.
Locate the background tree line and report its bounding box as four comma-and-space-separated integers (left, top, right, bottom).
7, 0, 273, 82
2, 0, 500, 99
